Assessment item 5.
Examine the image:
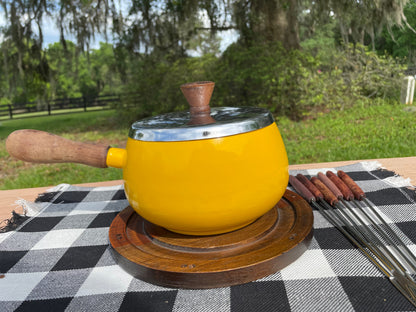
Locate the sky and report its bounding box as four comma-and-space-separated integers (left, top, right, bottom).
42, 16, 106, 49
0, 2, 113, 49
0, 6, 238, 53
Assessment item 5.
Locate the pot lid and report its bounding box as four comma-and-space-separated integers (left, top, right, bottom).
129, 81, 275, 142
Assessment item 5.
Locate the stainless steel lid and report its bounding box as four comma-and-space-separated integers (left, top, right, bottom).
129, 107, 274, 142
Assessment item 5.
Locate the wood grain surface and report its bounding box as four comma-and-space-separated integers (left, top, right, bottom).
6, 129, 109, 168
109, 190, 313, 288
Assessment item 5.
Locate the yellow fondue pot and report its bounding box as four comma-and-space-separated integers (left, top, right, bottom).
6, 82, 289, 235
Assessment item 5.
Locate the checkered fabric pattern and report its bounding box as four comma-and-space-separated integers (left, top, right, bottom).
1, 162, 416, 311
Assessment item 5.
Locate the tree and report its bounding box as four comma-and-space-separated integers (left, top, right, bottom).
217, 0, 413, 50
319, 0, 412, 50
0, 0, 120, 104
233, 0, 300, 49
0, 0, 414, 107
122, 0, 201, 59
46, 41, 123, 98
89, 42, 123, 94
1, 1, 413, 58
0, 37, 49, 103
46, 41, 82, 98
375, 1, 416, 62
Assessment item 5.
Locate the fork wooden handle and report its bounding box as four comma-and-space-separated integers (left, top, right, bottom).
337, 170, 366, 200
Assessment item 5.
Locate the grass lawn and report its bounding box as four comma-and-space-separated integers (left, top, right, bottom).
279, 103, 416, 164
1, 103, 415, 189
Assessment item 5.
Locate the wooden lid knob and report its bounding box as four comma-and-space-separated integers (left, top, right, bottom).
180, 81, 216, 125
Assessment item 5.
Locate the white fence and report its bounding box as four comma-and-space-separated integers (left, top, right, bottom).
400, 76, 415, 105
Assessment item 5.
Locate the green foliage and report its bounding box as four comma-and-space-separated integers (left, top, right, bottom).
301, 20, 338, 67
1, 38, 403, 124
46, 41, 83, 98
334, 45, 405, 102
46, 41, 123, 99
118, 40, 403, 122
0, 0, 413, 112
89, 43, 123, 94
301, 23, 405, 111
213, 42, 316, 119
375, 1, 416, 62
0, 38, 49, 104
119, 53, 217, 123
0, 40, 125, 108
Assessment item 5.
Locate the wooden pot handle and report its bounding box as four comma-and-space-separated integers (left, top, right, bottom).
6, 129, 110, 168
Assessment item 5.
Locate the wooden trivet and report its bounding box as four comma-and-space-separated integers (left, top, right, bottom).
109, 189, 313, 289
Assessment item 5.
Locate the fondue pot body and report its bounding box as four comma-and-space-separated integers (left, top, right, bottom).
108, 122, 288, 235
5, 82, 289, 236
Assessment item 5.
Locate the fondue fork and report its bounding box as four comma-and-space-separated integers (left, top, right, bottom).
317, 172, 415, 275
289, 174, 416, 307
296, 173, 393, 266
289, 175, 391, 274
336, 170, 416, 272
317, 171, 416, 306
327, 170, 416, 275
290, 175, 400, 273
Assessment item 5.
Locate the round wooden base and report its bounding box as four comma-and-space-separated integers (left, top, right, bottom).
109, 190, 313, 289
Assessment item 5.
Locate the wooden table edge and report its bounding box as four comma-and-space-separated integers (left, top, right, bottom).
1, 156, 415, 223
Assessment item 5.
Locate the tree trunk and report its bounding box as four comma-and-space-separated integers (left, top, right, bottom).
252, 0, 300, 50
280, 0, 300, 50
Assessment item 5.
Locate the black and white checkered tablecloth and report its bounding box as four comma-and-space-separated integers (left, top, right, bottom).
2, 162, 416, 311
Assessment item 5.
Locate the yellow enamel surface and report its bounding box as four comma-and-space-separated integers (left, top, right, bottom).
108, 123, 288, 235
106, 147, 127, 169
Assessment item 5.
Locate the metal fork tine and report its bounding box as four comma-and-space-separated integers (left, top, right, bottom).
358, 197, 416, 273
338, 199, 409, 273
317, 202, 393, 276
391, 275, 416, 307
324, 197, 416, 307
320, 200, 401, 272
341, 196, 416, 275
327, 170, 416, 274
